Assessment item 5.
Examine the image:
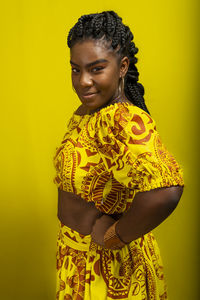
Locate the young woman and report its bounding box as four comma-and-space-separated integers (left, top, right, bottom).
53, 11, 184, 300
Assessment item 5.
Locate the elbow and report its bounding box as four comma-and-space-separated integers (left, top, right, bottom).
165, 185, 184, 211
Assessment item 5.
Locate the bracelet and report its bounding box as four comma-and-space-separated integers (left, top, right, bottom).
104, 220, 126, 250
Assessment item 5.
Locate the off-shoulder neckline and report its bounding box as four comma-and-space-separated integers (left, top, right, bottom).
72, 101, 137, 118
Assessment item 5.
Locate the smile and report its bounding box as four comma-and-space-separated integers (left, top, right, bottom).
82, 92, 98, 99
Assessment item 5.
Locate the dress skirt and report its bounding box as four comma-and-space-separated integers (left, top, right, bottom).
56, 220, 167, 300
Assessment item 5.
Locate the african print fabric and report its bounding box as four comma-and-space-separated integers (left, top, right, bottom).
53, 102, 184, 214
56, 221, 167, 299
53, 101, 184, 299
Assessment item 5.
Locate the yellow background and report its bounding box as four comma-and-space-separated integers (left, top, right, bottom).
0, 0, 199, 299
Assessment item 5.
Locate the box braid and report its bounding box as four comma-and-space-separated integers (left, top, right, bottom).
67, 11, 150, 115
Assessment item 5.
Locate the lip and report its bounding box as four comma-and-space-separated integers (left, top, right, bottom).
82, 92, 98, 99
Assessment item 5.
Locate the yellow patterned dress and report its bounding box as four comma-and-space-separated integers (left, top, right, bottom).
53, 102, 184, 300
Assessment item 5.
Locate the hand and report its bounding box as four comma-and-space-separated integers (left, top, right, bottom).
91, 215, 116, 247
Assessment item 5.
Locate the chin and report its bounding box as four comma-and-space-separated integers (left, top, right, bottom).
80, 95, 112, 112
83, 101, 102, 109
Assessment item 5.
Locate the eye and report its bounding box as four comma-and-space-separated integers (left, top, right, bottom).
92, 66, 104, 73
71, 67, 80, 74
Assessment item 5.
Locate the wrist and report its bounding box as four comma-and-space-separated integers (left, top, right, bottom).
103, 220, 127, 249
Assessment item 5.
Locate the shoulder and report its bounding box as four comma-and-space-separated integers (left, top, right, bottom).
91, 102, 158, 150
94, 101, 157, 134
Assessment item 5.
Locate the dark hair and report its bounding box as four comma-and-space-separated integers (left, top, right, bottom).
67, 11, 150, 115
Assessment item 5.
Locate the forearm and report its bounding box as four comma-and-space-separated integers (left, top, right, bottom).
116, 185, 184, 244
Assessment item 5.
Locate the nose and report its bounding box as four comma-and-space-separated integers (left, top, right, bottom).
79, 71, 93, 87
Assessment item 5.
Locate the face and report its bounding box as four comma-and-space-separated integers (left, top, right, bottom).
70, 39, 128, 113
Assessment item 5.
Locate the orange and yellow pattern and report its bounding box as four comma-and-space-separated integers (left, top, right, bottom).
56, 221, 168, 300
53, 102, 184, 299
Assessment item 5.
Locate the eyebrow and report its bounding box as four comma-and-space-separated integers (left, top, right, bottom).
70, 59, 109, 68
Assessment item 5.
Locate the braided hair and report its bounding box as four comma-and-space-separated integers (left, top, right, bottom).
67, 11, 150, 115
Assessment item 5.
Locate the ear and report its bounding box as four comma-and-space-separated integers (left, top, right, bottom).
119, 56, 129, 78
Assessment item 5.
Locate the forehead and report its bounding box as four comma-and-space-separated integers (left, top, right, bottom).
70, 39, 117, 64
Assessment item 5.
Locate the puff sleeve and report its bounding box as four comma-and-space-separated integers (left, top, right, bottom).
94, 103, 184, 195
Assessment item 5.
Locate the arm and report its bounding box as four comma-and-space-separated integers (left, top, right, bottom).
116, 185, 183, 243
91, 185, 184, 247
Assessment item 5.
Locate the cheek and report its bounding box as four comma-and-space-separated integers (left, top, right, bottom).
99, 69, 120, 90
71, 76, 78, 90
100, 77, 119, 93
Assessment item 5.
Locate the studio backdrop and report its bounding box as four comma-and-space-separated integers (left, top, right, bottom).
0, 1, 199, 299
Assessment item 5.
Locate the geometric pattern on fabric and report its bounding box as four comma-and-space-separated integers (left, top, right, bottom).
53, 102, 184, 214
53, 102, 184, 299
56, 221, 168, 300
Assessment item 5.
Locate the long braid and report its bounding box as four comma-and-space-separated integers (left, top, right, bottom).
67, 11, 150, 115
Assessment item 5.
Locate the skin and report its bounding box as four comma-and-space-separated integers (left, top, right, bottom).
91, 186, 183, 246
70, 39, 129, 114
58, 39, 184, 247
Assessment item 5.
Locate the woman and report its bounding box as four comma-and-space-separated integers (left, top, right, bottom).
53, 11, 184, 300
